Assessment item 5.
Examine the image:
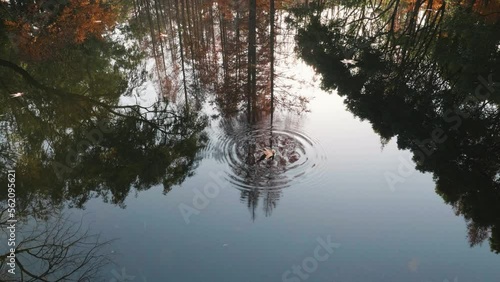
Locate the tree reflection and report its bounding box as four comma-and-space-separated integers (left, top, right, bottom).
0, 0, 316, 224
3, 0, 118, 61
291, 0, 500, 252
215, 109, 309, 220
1, 3, 211, 278
129, 0, 310, 118
0, 0, 208, 216
0, 210, 113, 281
0, 64, 208, 212
127, 0, 314, 218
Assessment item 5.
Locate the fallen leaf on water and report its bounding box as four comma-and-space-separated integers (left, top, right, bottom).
10, 92, 24, 98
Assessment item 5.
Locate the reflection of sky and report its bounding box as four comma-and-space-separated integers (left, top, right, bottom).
68, 27, 500, 282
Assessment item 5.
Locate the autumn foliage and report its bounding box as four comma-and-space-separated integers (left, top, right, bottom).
4, 0, 117, 61
403, 0, 500, 23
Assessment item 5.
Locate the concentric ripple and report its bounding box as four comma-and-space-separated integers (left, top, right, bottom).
208, 125, 327, 190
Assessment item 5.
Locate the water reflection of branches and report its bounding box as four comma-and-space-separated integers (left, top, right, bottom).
0, 211, 113, 281
130, 0, 311, 118
0, 57, 208, 212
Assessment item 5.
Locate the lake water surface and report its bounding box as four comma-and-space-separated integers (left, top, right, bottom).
1, 0, 500, 281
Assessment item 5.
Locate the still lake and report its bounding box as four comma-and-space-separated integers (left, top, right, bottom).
85, 92, 500, 282
1, 0, 500, 281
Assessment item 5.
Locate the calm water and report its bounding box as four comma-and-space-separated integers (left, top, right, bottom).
1, 0, 500, 281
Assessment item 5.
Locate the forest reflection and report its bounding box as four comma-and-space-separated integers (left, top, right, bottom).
1, 1, 211, 277
129, 0, 309, 117
0, 0, 209, 225
0, 0, 311, 226
290, 0, 500, 253
128, 0, 316, 218
2, 0, 499, 262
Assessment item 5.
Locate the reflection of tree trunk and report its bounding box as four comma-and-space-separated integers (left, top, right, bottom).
270, 0, 275, 117
144, 0, 164, 93
247, 0, 257, 122
153, 0, 168, 79
209, 5, 217, 62
166, 0, 178, 64
235, 2, 241, 83
185, 0, 196, 79
220, 11, 228, 80
175, 0, 189, 112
